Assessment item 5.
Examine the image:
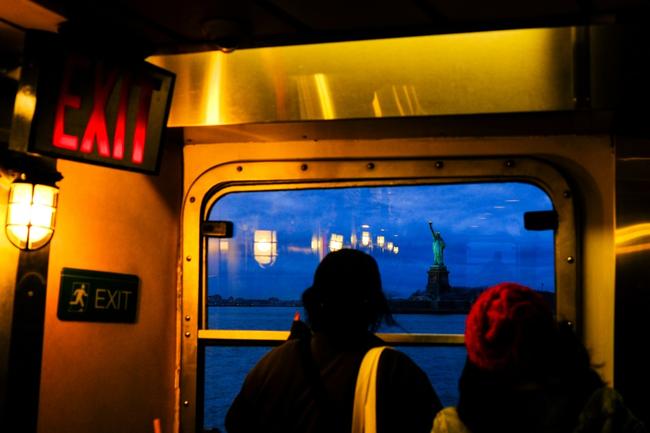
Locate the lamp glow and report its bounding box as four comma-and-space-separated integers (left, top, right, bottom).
361, 231, 371, 247
377, 235, 385, 248
254, 230, 277, 267
6, 182, 58, 250
311, 234, 322, 253
329, 233, 344, 252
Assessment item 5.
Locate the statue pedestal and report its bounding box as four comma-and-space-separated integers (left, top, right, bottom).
426, 265, 451, 300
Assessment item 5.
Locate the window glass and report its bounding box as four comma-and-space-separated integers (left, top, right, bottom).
204, 347, 271, 431
206, 183, 555, 331
203, 182, 555, 431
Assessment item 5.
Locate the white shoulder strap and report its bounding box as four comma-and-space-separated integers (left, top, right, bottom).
351, 346, 392, 433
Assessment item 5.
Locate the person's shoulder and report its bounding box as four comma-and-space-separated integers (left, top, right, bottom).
246, 339, 303, 374
262, 338, 302, 360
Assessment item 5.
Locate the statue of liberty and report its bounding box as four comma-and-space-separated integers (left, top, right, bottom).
428, 221, 445, 266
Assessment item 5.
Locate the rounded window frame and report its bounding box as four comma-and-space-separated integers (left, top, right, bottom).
180, 157, 578, 432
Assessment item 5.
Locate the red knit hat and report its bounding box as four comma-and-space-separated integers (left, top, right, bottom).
465, 282, 555, 371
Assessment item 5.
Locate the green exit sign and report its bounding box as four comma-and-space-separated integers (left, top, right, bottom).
57, 268, 139, 323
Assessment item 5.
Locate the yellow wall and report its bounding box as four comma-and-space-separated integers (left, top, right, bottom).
38, 142, 182, 433
0, 168, 20, 409
184, 134, 616, 385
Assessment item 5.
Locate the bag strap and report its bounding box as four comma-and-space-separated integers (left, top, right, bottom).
351, 346, 392, 433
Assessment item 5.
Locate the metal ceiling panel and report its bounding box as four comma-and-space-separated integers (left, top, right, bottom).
22, 0, 646, 53
267, 0, 434, 30
149, 27, 581, 127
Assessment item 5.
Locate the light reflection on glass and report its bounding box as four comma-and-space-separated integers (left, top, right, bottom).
616, 223, 650, 255
150, 27, 576, 127
361, 231, 371, 247
207, 183, 555, 301
329, 233, 344, 252
253, 230, 277, 267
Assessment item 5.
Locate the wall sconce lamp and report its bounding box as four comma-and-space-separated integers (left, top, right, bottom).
5, 175, 59, 250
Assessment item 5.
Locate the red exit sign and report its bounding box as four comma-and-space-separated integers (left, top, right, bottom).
22, 32, 174, 173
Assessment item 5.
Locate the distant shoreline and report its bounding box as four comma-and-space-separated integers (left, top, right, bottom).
207, 288, 555, 315
206, 295, 475, 314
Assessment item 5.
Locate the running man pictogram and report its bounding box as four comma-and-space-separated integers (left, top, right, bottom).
68, 282, 89, 312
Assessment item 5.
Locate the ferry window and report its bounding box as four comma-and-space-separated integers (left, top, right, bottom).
201, 182, 555, 432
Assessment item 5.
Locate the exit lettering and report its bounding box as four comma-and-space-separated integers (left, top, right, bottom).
94, 288, 133, 311
52, 55, 161, 165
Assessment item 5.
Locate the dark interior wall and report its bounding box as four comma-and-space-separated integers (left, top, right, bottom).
615, 138, 650, 425
0, 76, 17, 143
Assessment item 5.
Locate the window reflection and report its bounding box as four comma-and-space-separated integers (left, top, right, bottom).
202, 182, 558, 433
206, 183, 555, 326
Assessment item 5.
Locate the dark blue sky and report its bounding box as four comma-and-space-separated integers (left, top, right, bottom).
207, 182, 555, 299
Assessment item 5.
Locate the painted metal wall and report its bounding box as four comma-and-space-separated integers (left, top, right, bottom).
36, 141, 182, 433
183, 132, 616, 388
0, 167, 20, 420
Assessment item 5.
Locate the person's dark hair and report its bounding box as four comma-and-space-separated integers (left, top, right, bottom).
302, 249, 395, 335
457, 282, 604, 433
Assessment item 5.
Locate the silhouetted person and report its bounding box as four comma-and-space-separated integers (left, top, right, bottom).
226, 249, 442, 433
432, 282, 647, 433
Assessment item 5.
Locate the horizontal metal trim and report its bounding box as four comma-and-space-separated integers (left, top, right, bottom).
380, 333, 464, 345
199, 329, 289, 341
198, 329, 464, 345
182, 111, 615, 144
